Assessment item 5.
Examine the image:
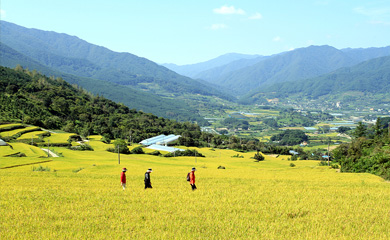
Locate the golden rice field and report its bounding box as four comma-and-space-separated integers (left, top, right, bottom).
1, 134, 390, 239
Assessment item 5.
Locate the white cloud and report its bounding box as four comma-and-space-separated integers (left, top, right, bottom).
209, 24, 228, 30
213, 5, 246, 15
273, 36, 281, 42
369, 20, 390, 26
354, 7, 390, 17
249, 13, 262, 20
0, 9, 6, 19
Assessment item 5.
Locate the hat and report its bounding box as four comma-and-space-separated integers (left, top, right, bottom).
191, 167, 196, 171
147, 168, 153, 172
122, 168, 127, 172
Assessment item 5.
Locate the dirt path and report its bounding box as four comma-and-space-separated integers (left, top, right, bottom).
41, 148, 59, 157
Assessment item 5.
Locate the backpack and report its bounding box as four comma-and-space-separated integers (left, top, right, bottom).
186, 172, 190, 181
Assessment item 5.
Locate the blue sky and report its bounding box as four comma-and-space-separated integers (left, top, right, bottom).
1, 0, 390, 65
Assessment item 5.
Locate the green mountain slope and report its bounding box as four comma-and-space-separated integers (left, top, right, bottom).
261, 56, 390, 98
0, 66, 201, 141
0, 42, 207, 123
199, 45, 390, 97
0, 21, 232, 101
240, 56, 390, 106
162, 53, 262, 78
214, 45, 362, 96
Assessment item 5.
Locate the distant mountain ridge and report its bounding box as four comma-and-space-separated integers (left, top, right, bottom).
0, 21, 231, 101
0, 42, 205, 123
162, 53, 262, 78
262, 55, 390, 98
165, 45, 390, 97
207, 45, 390, 96
240, 55, 390, 105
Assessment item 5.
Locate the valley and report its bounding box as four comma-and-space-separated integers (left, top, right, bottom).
1, 16, 390, 239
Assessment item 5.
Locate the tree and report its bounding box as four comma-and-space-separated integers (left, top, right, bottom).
353, 122, 367, 138
113, 139, 130, 154
321, 125, 331, 134
254, 152, 265, 162
337, 126, 351, 134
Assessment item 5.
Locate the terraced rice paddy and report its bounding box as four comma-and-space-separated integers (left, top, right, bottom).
1, 129, 390, 239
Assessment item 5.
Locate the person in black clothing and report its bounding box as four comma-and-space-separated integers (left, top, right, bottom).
144, 168, 153, 189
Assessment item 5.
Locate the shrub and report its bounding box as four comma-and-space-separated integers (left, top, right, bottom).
147, 150, 161, 156
253, 153, 264, 162
5, 152, 26, 157
32, 165, 50, 171
68, 135, 82, 142
218, 165, 226, 169
164, 149, 205, 158
101, 136, 111, 144
290, 163, 296, 167
69, 144, 94, 151
112, 139, 130, 154
72, 167, 84, 173
131, 146, 144, 154
330, 163, 339, 169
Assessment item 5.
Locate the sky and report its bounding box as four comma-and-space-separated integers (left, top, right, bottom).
1, 0, 390, 65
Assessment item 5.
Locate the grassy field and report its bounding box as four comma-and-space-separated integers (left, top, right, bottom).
1, 134, 390, 239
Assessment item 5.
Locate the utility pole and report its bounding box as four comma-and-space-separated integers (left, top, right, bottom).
47, 139, 50, 157
327, 140, 330, 166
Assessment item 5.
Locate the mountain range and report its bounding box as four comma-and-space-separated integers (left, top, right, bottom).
0, 21, 235, 123
161, 53, 262, 78
2, 20, 390, 115
164, 45, 390, 97
256, 55, 390, 99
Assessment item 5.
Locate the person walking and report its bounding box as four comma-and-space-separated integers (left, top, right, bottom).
189, 167, 197, 191
144, 168, 153, 189
121, 168, 127, 190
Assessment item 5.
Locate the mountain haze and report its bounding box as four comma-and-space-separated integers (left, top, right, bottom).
260, 56, 390, 99
0, 42, 207, 123
180, 45, 390, 97
162, 53, 261, 78
0, 21, 231, 101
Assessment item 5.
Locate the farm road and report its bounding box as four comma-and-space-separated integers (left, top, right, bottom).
41, 148, 59, 157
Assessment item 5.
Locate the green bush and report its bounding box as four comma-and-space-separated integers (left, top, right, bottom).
164, 149, 205, 158
69, 144, 94, 151
32, 165, 50, 171
147, 150, 161, 156
253, 153, 264, 162
72, 167, 84, 173
131, 146, 144, 154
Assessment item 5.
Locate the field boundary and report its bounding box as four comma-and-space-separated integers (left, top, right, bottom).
0, 160, 53, 169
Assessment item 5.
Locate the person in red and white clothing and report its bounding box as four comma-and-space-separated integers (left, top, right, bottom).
121, 168, 127, 190
189, 167, 197, 191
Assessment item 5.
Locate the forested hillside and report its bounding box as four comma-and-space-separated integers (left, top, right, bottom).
0, 21, 232, 101
0, 66, 203, 142
333, 118, 390, 180
181, 45, 390, 97
209, 45, 365, 95
162, 53, 262, 78
0, 42, 210, 123
249, 56, 390, 100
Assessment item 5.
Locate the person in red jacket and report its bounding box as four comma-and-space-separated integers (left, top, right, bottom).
121, 168, 127, 190
189, 167, 197, 190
